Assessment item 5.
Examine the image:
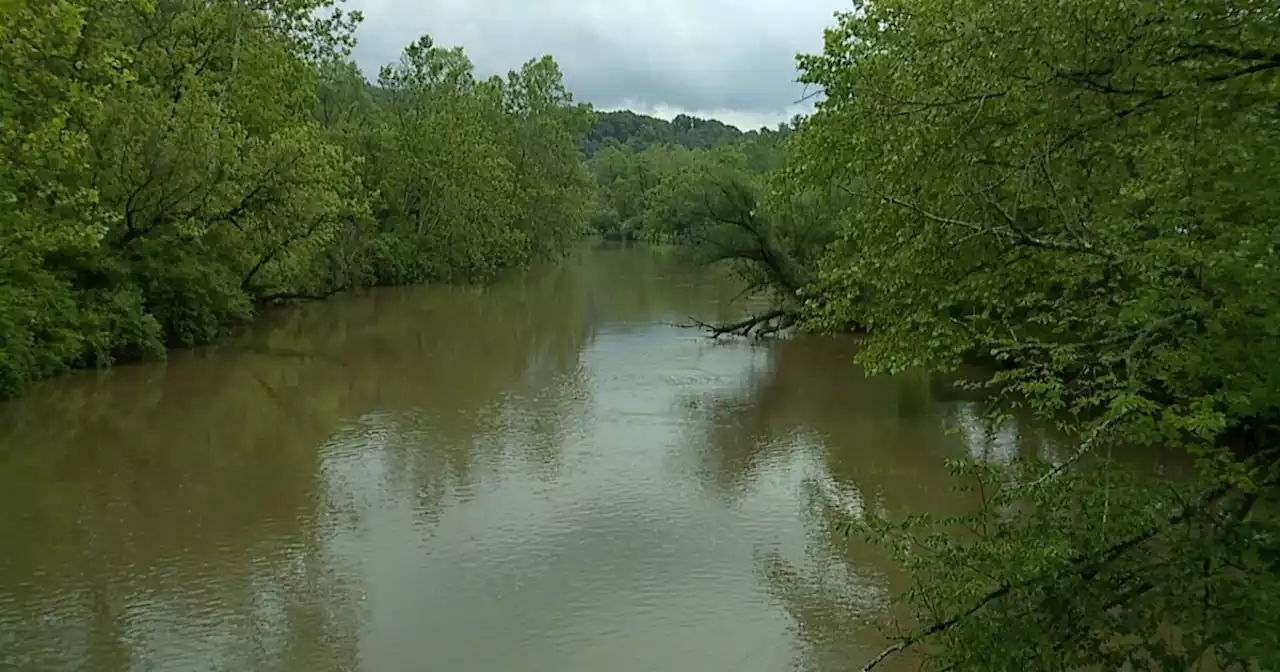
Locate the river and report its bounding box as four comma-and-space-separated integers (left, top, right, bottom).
0, 243, 1170, 671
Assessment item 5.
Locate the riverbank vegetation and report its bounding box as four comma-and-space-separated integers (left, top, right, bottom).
781, 0, 1280, 668
0, 0, 594, 399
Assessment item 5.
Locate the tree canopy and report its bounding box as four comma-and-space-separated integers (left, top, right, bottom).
0, 0, 595, 399
784, 0, 1280, 668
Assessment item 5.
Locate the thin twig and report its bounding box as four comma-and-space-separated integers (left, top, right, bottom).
866, 189, 1106, 256
1009, 415, 1117, 493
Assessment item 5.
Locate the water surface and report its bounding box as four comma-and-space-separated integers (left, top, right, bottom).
0, 244, 1155, 671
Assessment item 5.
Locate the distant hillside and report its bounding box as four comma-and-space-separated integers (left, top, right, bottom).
586, 110, 776, 156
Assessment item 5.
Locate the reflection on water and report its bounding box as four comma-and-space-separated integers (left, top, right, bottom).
0, 243, 1174, 672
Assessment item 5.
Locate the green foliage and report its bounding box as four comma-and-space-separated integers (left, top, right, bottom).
859, 457, 1280, 670
364, 40, 593, 283
585, 131, 791, 234
587, 143, 706, 239
0, 0, 595, 399
789, 0, 1280, 667
1, 0, 151, 395
642, 148, 845, 300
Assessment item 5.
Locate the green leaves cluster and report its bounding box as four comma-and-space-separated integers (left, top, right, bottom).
858, 456, 1280, 670
0, 0, 594, 399
785, 0, 1280, 667
587, 143, 735, 240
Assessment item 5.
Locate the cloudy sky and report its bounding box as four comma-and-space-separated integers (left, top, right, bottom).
344, 0, 846, 131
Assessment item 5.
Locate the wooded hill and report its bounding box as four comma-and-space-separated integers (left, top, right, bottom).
585, 110, 785, 156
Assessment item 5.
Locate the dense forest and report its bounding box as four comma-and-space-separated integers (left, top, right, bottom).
5, 0, 1280, 668
0, 0, 594, 399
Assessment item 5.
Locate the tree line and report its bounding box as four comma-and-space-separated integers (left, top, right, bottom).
585, 109, 786, 157
0, 0, 594, 399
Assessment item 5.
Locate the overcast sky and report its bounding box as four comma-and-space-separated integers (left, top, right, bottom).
344, 0, 845, 131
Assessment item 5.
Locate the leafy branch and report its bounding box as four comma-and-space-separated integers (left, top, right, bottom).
857, 477, 1244, 671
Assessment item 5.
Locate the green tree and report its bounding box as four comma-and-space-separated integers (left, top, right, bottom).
367, 38, 592, 283
369, 36, 521, 282
584, 109, 760, 156
499, 56, 596, 259
87, 0, 366, 344
586, 144, 677, 239
791, 0, 1280, 668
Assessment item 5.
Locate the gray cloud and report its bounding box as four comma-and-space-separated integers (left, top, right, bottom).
345, 0, 844, 129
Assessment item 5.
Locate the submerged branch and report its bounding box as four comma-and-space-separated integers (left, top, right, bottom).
253, 287, 344, 304
680, 308, 794, 339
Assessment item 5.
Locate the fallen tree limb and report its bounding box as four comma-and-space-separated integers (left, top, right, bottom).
253, 287, 344, 304
680, 308, 794, 339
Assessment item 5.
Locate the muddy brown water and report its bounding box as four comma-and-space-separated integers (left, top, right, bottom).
0, 243, 1176, 671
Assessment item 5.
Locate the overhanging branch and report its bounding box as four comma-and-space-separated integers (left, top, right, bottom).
856, 476, 1244, 671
